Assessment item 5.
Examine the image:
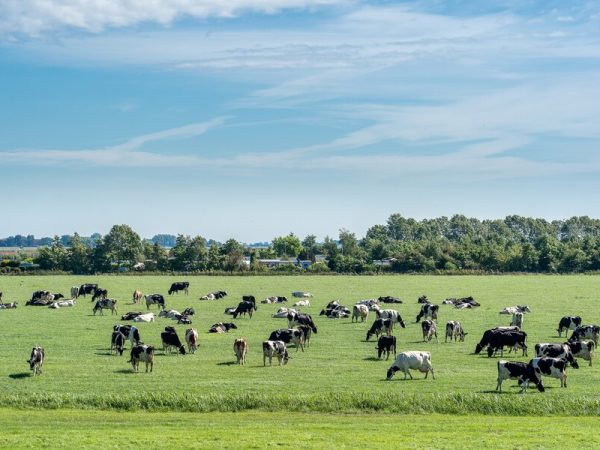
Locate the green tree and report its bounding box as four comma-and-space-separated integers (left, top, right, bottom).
67, 233, 92, 274
35, 236, 68, 270
272, 233, 303, 258
98, 225, 143, 269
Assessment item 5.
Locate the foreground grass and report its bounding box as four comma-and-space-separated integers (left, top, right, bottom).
0, 408, 598, 449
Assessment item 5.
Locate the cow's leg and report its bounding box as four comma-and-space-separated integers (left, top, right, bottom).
562, 372, 567, 388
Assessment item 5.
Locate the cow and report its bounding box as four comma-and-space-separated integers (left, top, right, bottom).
511, 312, 524, 329
557, 316, 582, 337
445, 321, 466, 343
287, 311, 317, 333
185, 328, 199, 354
114, 324, 141, 346
233, 338, 248, 364
129, 344, 154, 372
181, 307, 195, 316
161, 327, 186, 354
417, 295, 431, 304
200, 290, 227, 300
376, 335, 396, 360
296, 324, 312, 348
416, 304, 438, 323
28, 346, 45, 376
78, 284, 98, 298
372, 306, 406, 329
529, 357, 569, 388
566, 340, 594, 366
534, 343, 579, 368
378, 296, 402, 304
121, 312, 144, 321
352, 304, 369, 323
294, 299, 311, 307
168, 282, 189, 295
262, 296, 287, 304
292, 291, 312, 298
70, 286, 80, 299
132, 290, 144, 304
232, 301, 256, 319
443, 296, 480, 308
421, 320, 438, 343
320, 301, 351, 318
177, 315, 192, 325
273, 308, 296, 318
92, 299, 117, 316
133, 312, 155, 323
386, 351, 434, 380
224, 307, 237, 316
30, 291, 50, 302
268, 329, 304, 352
496, 360, 544, 393
242, 296, 257, 308
49, 299, 76, 308
91, 288, 108, 302
356, 299, 379, 309
159, 309, 181, 319
475, 328, 515, 354
145, 294, 166, 311
499, 305, 531, 315
366, 318, 393, 341
208, 322, 237, 333
0, 301, 18, 309
111, 331, 126, 355
570, 325, 600, 345
262, 340, 290, 366
486, 331, 528, 357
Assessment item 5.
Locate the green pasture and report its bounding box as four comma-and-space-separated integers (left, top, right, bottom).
0, 275, 599, 414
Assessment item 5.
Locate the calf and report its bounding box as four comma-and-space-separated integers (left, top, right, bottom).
262, 340, 290, 366
185, 328, 199, 354
130, 344, 155, 372
496, 360, 544, 393
161, 327, 186, 355
133, 312, 155, 323
534, 343, 579, 368
268, 329, 304, 352
352, 304, 369, 323
232, 301, 256, 319
421, 320, 438, 343
208, 322, 238, 333
92, 299, 118, 316
445, 321, 466, 343
366, 318, 393, 341
386, 351, 434, 380
486, 331, 528, 358
168, 281, 189, 295
557, 316, 582, 337
145, 294, 166, 311
416, 304, 439, 323
111, 331, 126, 355
376, 335, 396, 360
28, 346, 45, 376
233, 338, 249, 364
132, 290, 144, 304
529, 357, 569, 388
570, 325, 600, 345
566, 340, 594, 366
182, 307, 195, 316
287, 311, 318, 333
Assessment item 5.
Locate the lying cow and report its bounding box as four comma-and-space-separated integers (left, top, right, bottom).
130, 344, 155, 372
122, 312, 144, 321
262, 340, 290, 366
294, 299, 311, 307
376, 335, 396, 360
208, 322, 237, 333
272, 307, 297, 319
234, 338, 248, 364
499, 305, 531, 315
445, 321, 466, 343
133, 312, 155, 323
28, 346, 45, 376
262, 296, 287, 304
292, 291, 313, 298
378, 296, 402, 304
386, 351, 434, 380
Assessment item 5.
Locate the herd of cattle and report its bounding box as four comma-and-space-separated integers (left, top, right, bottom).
5, 282, 598, 393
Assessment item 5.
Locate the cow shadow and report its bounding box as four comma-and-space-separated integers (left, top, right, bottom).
114, 369, 135, 374
216, 361, 236, 366
363, 357, 382, 362
9, 372, 31, 380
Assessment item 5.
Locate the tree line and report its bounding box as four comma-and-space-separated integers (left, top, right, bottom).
2, 214, 600, 274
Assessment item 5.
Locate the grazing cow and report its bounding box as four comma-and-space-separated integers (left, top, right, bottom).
386, 351, 434, 380
161, 327, 186, 355
28, 346, 45, 376
185, 328, 199, 354
496, 360, 544, 393
294, 299, 311, 307
70, 286, 80, 299
557, 316, 582, 337
445, 321, 466, 343
130, 344, 154, 372
273, 308, 296, 318
168, 282, 189, 295
486, 331, 528, 358
376, 335, 397, 360
268, 329, 304, 352
534, 343, 579, 368
378, 296, 402, 304
570, 325, 600, 345
372, 306, 406, 329
292, 291, 312, 298
296, 324, 312, 348
416, 304, 439, 323
121, 312, 143, 321
287, 311, 317, 333
366, 318, 393, 341
352, 304, 369, 323
234, 338, 248, 365
417, 295, 431, 304
78, 284, 98, 298
233, 301, 256, 319
208, 322, 238, 333
92, 299, 118, 316
242, 296, 257, 308
91, 288, 108, 302
262, 340, 290, 366
421, 320, 438, 343
145, 294, 166, 311
111, 331, 126, 355
529, 357, 569, 388
511, 313, 524, 329
132, 290, 144, 304
566, 340, 594, 366
475, 328, 510, 354
133, 312, 155, 323
114, 324, 141, 346
499, 305, 531, 315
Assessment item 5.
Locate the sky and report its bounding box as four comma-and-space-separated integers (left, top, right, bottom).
1, 0, 600, 242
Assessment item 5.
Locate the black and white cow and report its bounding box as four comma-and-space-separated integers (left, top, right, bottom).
378, 296, 402, 304
421, 320, 438, 343
475, 328, 520, 354
28, 346, 45, 376
30, 291, 50, 302
566, 340, 594, 366
113, 324, 141, 346
92, 299, 118, 316
262, 340, 290, 366
208, 322, 238, 333
181, 307, 195, 316
496, 360, 544, 393
121, 312, 144, 321
416, 304, 439, 323
145, 294, 166, 311
366, 318, 393, 341
499, 305, 531, 315
417, 295, 431, 304
232, 301, 256, 319
486, 331, 528, 358
262, 296, 288, 304
372, 306, 406, 330
386, 351, 434, 380
160, 327, 186, 354
296, 324, 312, 348
287, 311, 318, 334
78, 284, 98, 298
534, 343, 579, 368
129, 344, 154, 372
268, 329, 304, 352
168, 282, 189, 295
376, 335, 397, 360
570, 325, 600, 345
91, 288, 108, 302
111, 331, 126, 355
529, 357, 569, 388
445, 321, 466, 343
557, 316, 582, 337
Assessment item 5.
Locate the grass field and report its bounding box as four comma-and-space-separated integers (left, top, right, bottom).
0, 275, 599, 416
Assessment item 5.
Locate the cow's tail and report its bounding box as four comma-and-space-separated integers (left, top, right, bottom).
311, 322, 318, 334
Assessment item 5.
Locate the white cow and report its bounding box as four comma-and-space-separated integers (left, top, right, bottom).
500, 306, 531, 315
159, 309, 180, 319
273, 308, 297, 318
372, 306, 405, 328
133, 312, 155, 323
511, 313, 524, 328
70, 286, 80, 299
352, 304, 369, 323
293, 300, 311, 307
386, 351, 435, 380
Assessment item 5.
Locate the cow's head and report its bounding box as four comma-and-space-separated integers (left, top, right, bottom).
386, 366, 399, 380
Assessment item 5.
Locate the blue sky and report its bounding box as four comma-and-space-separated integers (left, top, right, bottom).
1, 0, 600, 242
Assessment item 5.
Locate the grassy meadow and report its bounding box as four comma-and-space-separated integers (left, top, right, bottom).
0, 275, 599, 416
